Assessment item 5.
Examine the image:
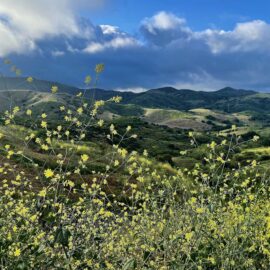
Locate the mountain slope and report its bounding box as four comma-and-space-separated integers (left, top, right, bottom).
0, 76, 79, 94
0, 77, 269, 115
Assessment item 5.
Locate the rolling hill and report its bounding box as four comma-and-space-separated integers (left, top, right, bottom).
0, 76, 79, 94
0, 76, 270, 131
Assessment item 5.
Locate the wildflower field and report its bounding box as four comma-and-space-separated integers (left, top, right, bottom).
1, 64, 270, 269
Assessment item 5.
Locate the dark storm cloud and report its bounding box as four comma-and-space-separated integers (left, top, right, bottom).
2, 6, 270, 91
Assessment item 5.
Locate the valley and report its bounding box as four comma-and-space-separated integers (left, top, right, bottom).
1, 76, 270, 171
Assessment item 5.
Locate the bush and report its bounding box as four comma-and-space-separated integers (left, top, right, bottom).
0, 69, 270, 269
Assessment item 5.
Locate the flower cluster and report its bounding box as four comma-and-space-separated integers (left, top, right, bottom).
0, 62, 269, 269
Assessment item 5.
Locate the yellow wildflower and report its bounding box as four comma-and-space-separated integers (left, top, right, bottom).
44, 169, 54, 178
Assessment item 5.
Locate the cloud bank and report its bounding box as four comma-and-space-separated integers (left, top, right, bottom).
1, 2, 270, 91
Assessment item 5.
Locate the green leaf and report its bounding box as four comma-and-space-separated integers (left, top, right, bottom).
122, 258, 136, 270
54, 227, 71, 247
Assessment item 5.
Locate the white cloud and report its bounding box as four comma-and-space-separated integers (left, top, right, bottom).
83, 37, 139, 53
115, 87, 147, 93
3, 9, 270, 91
0, 0, 102, 56
0, 0, 79, 38
51, 50, 65, 57
83, 42, 104, 54
0, 0, 139, 57
100, 25, 121, 35
82, 25, 140, 54
140, 11, 191, 46
0, 21, 36, 57
199, 20, 270, 53
141, 12, 270, 54
71, 0, 108, 11
142, 11, 186, 32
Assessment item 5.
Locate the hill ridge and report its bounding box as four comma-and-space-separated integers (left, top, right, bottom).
1, 76, 269, 114
0, 76, 259, 95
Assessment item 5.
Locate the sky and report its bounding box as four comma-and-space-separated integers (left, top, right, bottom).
1, 0, 270, 91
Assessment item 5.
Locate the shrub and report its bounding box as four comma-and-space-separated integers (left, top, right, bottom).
0, 67, 269, 269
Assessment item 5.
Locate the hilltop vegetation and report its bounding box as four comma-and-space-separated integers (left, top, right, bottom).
1, 76, 270, 171
0, 77, 269, 113
1, 73, 270, 269
2, 75, 270, 169
1, 77, 269, 127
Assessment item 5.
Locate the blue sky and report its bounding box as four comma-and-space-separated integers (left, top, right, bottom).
1, 0, 270, 91
89, 0, 268, 32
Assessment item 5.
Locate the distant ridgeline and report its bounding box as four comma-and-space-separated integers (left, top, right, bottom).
0, 76, 270, 113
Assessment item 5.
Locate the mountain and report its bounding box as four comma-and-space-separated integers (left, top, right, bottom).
0, 76, 79, 94
88, 86, 261, 113
112, 86, 257, 111
0, 76, 270, 115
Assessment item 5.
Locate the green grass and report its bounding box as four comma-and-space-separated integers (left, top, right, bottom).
243, 147, 270, 154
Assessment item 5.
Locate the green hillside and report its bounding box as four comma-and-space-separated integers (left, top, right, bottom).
1, 77, 270, 115
2, 76, 270, 269
1, 77, 270, 131
0, 76, 79, 94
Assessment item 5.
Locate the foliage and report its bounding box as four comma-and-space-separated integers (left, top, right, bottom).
1, 62, 270, 269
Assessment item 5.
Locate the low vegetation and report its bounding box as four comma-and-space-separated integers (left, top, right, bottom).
1, 63, 270, 269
